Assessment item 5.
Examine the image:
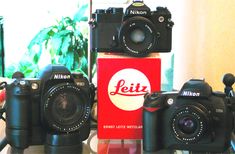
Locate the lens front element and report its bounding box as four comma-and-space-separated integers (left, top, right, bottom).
171, 105, 209, 143
52, 93, 82, 124
178, 116, 198, 135
130, 28, 146, 44
42, 83, 90, 132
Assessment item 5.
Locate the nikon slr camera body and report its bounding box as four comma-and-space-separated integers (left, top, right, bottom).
143, 79, 235, 153
5, 65, 94, 153
90, 0, 174, 57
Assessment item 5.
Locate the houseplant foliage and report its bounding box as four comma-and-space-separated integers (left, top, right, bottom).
5, 3, 95, 78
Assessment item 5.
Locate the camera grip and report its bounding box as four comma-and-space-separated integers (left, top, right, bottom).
5, 81, 31, 149
143, 107, 163, 152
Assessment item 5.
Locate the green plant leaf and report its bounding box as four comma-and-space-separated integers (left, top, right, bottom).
61, 34, 72, 55
63, 17, 74, 26
28, 26, 54, 50
73, 4, 88, 22
78, 55, 88, 74
33, 53, 39, 63
5, 64, 18, 78
24, 3, 90, 78
65, 51, 74, 70
51, 36, 62, 55
18, 60, 39, 77
79, 17, 88, 22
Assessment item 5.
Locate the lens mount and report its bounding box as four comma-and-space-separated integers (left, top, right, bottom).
171, 105, 209, 143
42, 83, 90, 132
119, 16, 156, 57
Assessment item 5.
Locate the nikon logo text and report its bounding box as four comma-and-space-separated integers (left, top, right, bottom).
108, 68, 151, 111
130, 10, 147, 15
53, 74, 71, 79
181, 91, 200, 97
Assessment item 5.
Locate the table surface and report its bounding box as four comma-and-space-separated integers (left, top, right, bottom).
1, 117, 234, 154
0, 119, 141, 154
0, 119, 182, 154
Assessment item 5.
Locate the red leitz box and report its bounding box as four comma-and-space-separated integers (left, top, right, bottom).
97, 53, 161, 139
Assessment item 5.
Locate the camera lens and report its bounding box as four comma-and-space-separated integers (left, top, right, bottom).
42, 83, 90, 132
178, 116, 198, 135
171, 105, 210, 143
53, 93, 82, 121
130, 28, 145, 44
119, 16, 156, 57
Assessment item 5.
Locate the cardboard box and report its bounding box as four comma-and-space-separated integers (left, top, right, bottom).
97, 53, 161, 139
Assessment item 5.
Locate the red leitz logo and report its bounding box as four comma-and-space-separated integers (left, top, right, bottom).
108, 68, 151, 111
109, 79, 148, 96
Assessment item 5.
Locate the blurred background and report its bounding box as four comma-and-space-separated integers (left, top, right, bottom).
0, 0, 235, 91
0, 0, 90, 77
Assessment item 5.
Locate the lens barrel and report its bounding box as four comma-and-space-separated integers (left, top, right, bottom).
171, 105, 209, 143
42, 83, 90, 132
119, 16, 156, 57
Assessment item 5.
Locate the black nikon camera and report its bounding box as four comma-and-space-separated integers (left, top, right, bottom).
5, 65, 94, 154
143, 79, 235, 153
90, 0, 174, 57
